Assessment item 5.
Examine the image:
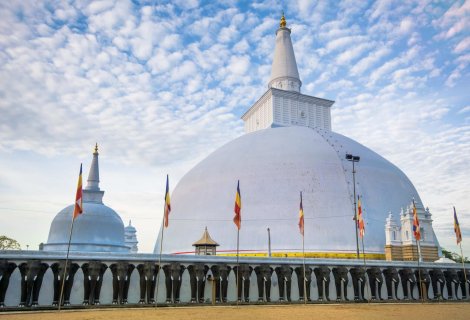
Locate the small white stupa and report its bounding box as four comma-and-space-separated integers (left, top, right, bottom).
43, 144, 129, 252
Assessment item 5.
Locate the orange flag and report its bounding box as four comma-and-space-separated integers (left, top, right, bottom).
164, 175, 171, 228
357, 196, 365, 238
72, 164, 83, 220
233, 180, 241, 230
298, 192, 304, 236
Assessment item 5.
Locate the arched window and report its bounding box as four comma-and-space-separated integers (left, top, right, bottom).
392, 231, 396, 240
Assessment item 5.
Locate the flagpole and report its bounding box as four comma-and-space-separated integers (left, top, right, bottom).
58, 163, 82, 311
155, 215, 165, 307
302, 232, 306, 305
416, 238, 425, 301
58, 216, 76, 311
360, 237, 370, 302
236, 228, 240, 306
459, 243, 467, 298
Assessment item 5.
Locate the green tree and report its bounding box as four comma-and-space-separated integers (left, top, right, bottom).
441, 247, 470, 263
0, 235, 21, 250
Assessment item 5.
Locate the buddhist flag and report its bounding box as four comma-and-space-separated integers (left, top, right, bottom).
72, 164, 83, 220
357, 196, 365, 238
233, 180, 241, 230
298, 192, 304, 236
164, 175, 171, 228
412, 199, 421, 241
454, 206, 462, 245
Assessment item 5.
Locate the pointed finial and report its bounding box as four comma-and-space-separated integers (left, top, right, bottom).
280, 11, 286, 28
94, 143, 99, 154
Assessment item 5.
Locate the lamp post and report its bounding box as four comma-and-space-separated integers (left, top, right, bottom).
267, 227, 271, 257
346, 153, 360, 259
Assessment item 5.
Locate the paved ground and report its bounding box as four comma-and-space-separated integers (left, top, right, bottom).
1, 303, 469, 320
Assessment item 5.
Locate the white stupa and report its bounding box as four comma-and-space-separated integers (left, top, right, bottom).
154, 14, 440, 259
44, 144, 129, 252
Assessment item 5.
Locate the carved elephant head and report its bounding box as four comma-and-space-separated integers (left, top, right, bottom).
367, 267, 383, 283
137, 262, 157, 304
110, 262, 135, 304
187, 263, 208, 303
163, 262, 185, 303
82, 261, 107, 305
332, 266, 348, 282
235, 264, 253, 281
18, 260, 49, 307
314, 266, 330, 283
444, 269, 460, 299
50, 261, 79, 306
0, 260, 17, 307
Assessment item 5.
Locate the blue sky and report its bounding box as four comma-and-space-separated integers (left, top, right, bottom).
0, 0, 469, 255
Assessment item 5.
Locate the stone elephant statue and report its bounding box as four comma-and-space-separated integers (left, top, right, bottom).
443, 269, 460, 300
110, 262, 135, 305
275, 266, 293, 302
18, 260, 49, 307
0, 260, 16, 308
313, 266, 330, 301
429, 269, 445, 300
233, 264, 252, 302
332, 266, 349, 302
398, 268, 416, 300
163, 263, 185, 303
295, 266, 313, 302
457, 269, 470, 299
81, 261, 107, 305
187, 263, 208, 303
50, 261, 79, 306
254, 265, 273, 302
136, 262, 157, 304
366, 267, 383, 300
414, 269, 431, 300
383, 267, 399, 300
350, 267, 367, 301
210, 264, 231, 303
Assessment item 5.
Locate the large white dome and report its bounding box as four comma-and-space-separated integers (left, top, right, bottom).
44, 201, 128, 252
156, 126, 424, 257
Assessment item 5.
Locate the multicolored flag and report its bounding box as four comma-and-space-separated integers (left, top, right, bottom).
357, 196, 365, 238
233, 180, 241, 230
454, 206, 462, 245
72, 163, 83, 220
164, 175, 171, 228
298, 192, 304, 236
412, 199, 421, 241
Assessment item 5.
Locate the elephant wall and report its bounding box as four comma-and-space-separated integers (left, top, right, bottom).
0, 251, 468, 308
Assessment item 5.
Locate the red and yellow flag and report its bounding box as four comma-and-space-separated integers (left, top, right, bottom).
412, 199, 421, 241
357, 196, 365, 238
454, 206, 462, 245
72, 164, 83, 220
164, 174, 171, 228
298, 192, 304, 236
233, 180, 241, 230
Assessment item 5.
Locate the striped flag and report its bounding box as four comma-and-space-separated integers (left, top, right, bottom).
298, 192, 304, 236
412, 199, 421, 241
72, 164, 83, 220
233, 180, 241, 230
357, 196, 365, 238
454, 206, 462, 244
164, 175, 171, 228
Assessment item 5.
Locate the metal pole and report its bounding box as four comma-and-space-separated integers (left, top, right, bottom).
58, 217, 76, 311
361, 237, 370, 302
302, 232, 307, 305
267, 227, 271, 257
352, 161, 360, 259
416, 239, 425, 301
460, 243, 467, 298
155, 215, 165, 306
236, 229, 240, 306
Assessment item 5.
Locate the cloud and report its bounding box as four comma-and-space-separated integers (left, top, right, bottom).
454, 37, 470, 53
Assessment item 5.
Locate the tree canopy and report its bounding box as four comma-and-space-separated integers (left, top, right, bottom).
0, 235, 21, 250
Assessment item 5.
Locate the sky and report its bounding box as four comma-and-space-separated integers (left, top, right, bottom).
0, 0, 469, 256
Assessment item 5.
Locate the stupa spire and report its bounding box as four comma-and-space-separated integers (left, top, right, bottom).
268, 12, 302, 92
85, 143, 100, 191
